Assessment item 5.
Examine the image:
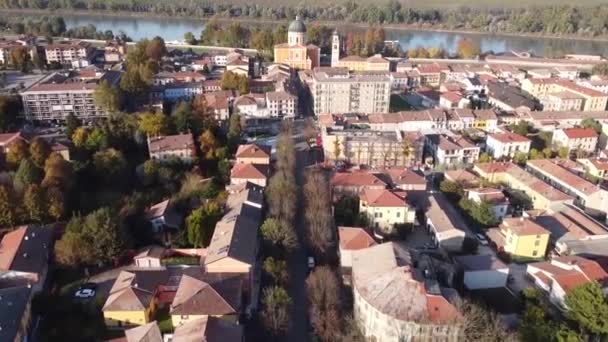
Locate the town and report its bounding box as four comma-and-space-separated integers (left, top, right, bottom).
1, 13, 608, 342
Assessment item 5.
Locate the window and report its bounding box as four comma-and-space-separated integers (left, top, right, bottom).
535, 240, 540, 246
532, 250, 538, 257
396, 212, 400, 218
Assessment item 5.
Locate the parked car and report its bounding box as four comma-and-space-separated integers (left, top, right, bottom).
307, 256, 315, 269
74, 288, 96, 299
475, 233, 489, 246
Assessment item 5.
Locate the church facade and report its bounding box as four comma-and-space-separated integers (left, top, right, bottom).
273, 16, 320, 70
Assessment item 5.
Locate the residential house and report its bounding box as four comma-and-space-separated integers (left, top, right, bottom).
44, 40, 91, 64
0, 225, 53, 292
351, 243, 461, 342
133, 246, 165, 268
485, 131, 531, 159
338, 227, 377, 270
204, 91, 235, 121
379, 168, 426, 191
486, 82, 538, 112
0, 132, 26, 154
335, 54, 390, 72
0, 286, 32, 342
144, 199, 182, 233
234, 93, 267, 117
439, 92, 465, 109
444, 169, 481, 189
331, 171, 387, 199
266, 91, 297, 117
486, 217, 550, 259
235, 144, 271, 165
540, 91, 585, 111
171, 316, 243, 342
123, 321, 163, 342
426, 134, 480, 166
147, 134, 196, 163
415, 63, 444, 87
359, 189, 416, 234
454, 254, 509, 290
521, 78, 608, 111
527, 159, 608, 215
551, 128, 598, 154
467, 188, 509, 220
577, 158, 608, 179
527, 256, 608, 308
170, 274, 242, 327
426, 194, 467, 252
230, 163, 269, 187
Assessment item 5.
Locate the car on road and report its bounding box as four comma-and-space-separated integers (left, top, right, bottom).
475, 233, 489, 246
307, 256, 315, 269
74, 288, 96, 299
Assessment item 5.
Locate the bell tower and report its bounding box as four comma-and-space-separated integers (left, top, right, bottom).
331, 30, 340, 67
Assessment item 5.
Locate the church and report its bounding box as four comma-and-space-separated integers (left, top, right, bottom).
273, 16, 320, 70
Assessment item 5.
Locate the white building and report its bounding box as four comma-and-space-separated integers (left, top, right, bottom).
266, 90, 297, 117
426, 134, 480, 166
552, 127, 598, 153
234, 93, 267, 117
454, 254, 509, 290
467, 188, 509, 220
485, 131, 531, 159
359, 189, 416, 234
44, 40, 92, 64
338, 227, 376, 271
163, 82, 203, 101
426, 194, 467, 252
147, 133, 196, 163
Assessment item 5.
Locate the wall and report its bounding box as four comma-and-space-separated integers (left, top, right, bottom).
463, 269, 509, 290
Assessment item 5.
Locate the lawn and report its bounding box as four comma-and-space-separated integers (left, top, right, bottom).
389, 94, 413, 112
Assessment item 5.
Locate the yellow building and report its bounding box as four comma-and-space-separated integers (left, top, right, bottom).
521, 78, 608, 111
359, 188, 416, 234
487, 217, 550, 259
102, 270, 163, 327
578, 158, 608, 179
273, 16, 320, 70
336, 54, 390, 72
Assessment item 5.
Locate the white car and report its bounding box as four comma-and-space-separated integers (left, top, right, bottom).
74, 288, 96, 299
475, 234, 489, 246
307, 256, 315, 269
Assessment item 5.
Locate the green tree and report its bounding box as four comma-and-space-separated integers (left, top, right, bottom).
173, 101, 193, 133
529, 148, 542, 160
513, 151, 528, 165
85, 127, 109, 151
263, 257, 289, 286
64, 113, 79, 138
509, 121, 531, 136
0, 185, 17, 227
186, 202, 222, 247
184, 31, 196, 45
227, 113, 242, 152
93, 148, 129, 186
23, 184, 46, 222
478, 152, 491, 163
261, 286, 292, 338
260, 217, 298, 251
29, 136, 51, 168
558, 147, 570, 159
581, 118, 602, 135
440, 180, 463, 199
93, 80, 120, 113
14, 158, 42, 186
138, 112, 166, 137
564, 282, 608, 336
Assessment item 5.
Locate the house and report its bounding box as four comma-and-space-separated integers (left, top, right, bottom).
338, 227, 377, 270
331, 171, 388, 199
444, 169, 481, 189
171, 316, 243, 342
426, 134, 480, 166
170, 274, 242, 327
102, 270, 169, 327
485, 131, 531, 159
235, 144, 271, 165
234, 93, 267, 117
454, 254, 509, 290
540, 91, 584, 111
486, 81, 538, 112
147, 134, 196, 163
144, 199, 182, 232
577, 158, 608, 179
526, 256, 608, 308
486, 217, 550, 259
204, 91, 235, 121
133, 246, 165, 268
359, 189, 416, 234
230, 163, 269, 187
439, 92, 464, 109
426, 194, 467, 252
521, 78, 608, 112
0, 225, 53, 292
351, 243, 461, 342
466, 188, 509, 220
0, 132, 25, 154
0, 286, 32, 342
551, 128, 598, 154
266, 91, 297, 117
123, 321, 163, 342
379, 168, 426, 191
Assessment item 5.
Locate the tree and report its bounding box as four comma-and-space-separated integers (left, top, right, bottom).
42, 152, 74, 190
173, 101, 193, 133
558, 147, 570, 159
138, 112, 166, 137
64, 113, 79, 138
227, 113, 242, 152
6, 139, 29, 168
220, 71, 249, 94
186, 202, 222, 247
261, 286, 292, 338
513, 151, 528, 165
85, 127, 108, 151
14, 158, 42, 186
0, 95, 20, 132
307, 267, 343, 342
93, 80, 120, 113
260, 218, 298, 251
46, 186, 65, 221
592, 62, 608, 76
10, 46, 30, 72
458, 299, 516, 341
478, 152, 491, 163
145, 36, 167, 62
564, 282, 608, 336
263, 257, 289, 286
304, 170, 335, 258
457, 38, 481, 58
509, 121, 531, 136
23, 184, 46, 222
332, 139, 341, 160
184, 31, 196, 45
0, 185, 17, 227
28, 137, 51, 168
529, 148, 542, 160
440, 180, 463, 199
93, 148, 129, 186
199, 128, 219, 160
581, 118, 602, 135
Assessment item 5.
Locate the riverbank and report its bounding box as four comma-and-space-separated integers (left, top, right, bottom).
4, 8, 608, 44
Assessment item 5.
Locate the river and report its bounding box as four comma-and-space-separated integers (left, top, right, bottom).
63, 14, 608, 57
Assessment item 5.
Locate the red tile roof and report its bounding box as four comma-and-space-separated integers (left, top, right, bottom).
230, 163, 269, 180
501, 217, 550, 236
489, 131, 531, 144
560, 127, 598, 139
331, 171, 387, 188
338, 227, 377, 250
235, 144, 271, 159
360, 189, 407, 207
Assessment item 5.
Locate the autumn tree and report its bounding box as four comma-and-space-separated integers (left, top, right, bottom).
0, 185, 17, 227
42, 152, 74, 190
10, 46, 30, 72
46, 186, 65, 221
303, 169, 335, 258
458, 299, 516, 341
307, 267, 343, 342
23, 184, 46, 222
260, 218, 298, 251
199, 128, 220, 160
64, 113, 79, 138
457, 38, 481, 58
6, 139, 29, 168
227, 113, 242, 152
93, 148, 129, 186
14, 158, 42, 186
261, 286, 292, 338
146, 36, 167, 62
263, 257, 289, 286
28, 136, 51, 168
0, 95, 20, 132
186, 202, 222, 247
94, 80, 120, 113
138, 112, 166, 137
221, 71, 249, 94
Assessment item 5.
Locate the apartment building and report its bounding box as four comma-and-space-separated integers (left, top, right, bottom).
335, 54, 390, 72
0, 38, 31, 65
487, 81, 538, 112
147, 133, 196, 163
266, 90, 297, 117
521, 78, 608, 111
44, 40, 92, 64
527, 159, 608, 215
359, 189, 416, 234
552, 128, 598, 153
485, 131, 531, 159
20, 70, 122, 122
415, 63, 445, 87
310, 67, 390, 115
486, 217, 550, 259
540, 91, 584, 111
426, 134, 480, 166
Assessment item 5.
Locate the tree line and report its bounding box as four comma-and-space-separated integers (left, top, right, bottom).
1, 1, 608, 37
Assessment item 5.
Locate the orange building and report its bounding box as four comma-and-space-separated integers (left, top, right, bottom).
273, 16, 320, 70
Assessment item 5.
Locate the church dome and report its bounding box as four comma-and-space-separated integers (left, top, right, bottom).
288, 16, 306, 33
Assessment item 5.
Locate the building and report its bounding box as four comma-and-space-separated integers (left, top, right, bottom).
439, 91, 465, 109
454, 254, 509, 290
143, 199, 182, 233
444, 169, 481, 189
331, 171, 388, 199
466, 188, 509, 220
44, 40, 92, 64
486, 217, 550, 259
415, 63, 445, 87
235, 144, 271, 165
104, 40, 127, 63
0, 225, 53, 292
426, 194, 467, 252
485, 131, 531, 159
335, 54, 390, 72
527, 159, 608, 215
577, 158, 608, 179
0, 132, 26, 154
0, 38, 31, 65
204, 91, 234, 121
310, 67, 390, 115
123, 322, 163, 342
540, 91, 584, 111
0, 286, 32, 342
359, 189, 416, 234
351, 243, 461, 342
230, 163, 269, 187
338, 227, 377, 271
474, 162, 573, 211
20, 70, 122, 122
266, 90, 297, 117
486, 82, 538, 111
273, 16, 320, 70
527, 256, 608, 308
426, 134, 480, 166
163, 82, 204, 101
234, 93, 267, 117
171, 316, 243, 341
551, 128, 598, 154
380, 168, 427, 191
521, 78, 608, 111
133, 246, 165, 268
147, 134, 196, 163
